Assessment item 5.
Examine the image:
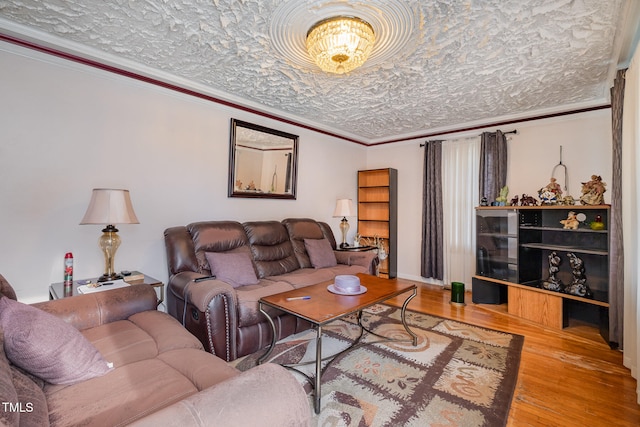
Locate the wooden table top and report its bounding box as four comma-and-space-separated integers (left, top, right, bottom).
259, 273, 416, 325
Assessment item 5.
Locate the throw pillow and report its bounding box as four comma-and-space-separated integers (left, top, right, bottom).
205, 251, 260, 288
0, 296, 112, 385
304, 238, 337, 269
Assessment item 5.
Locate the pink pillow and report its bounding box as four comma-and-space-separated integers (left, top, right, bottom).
0, 297, 112, 385
205, 251, 260, 288
304, 238, 338, 268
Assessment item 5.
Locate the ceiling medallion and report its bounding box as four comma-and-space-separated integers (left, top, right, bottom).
269, 0, 419, 74
306, 16, 375, 74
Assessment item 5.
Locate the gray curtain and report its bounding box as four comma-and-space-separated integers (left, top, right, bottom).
479, 130, 508, 203
609, 68, 626, 349
421, 140, 444, 280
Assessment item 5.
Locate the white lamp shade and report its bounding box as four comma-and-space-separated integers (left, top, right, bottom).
80, 188, 139, 225
333, 198, 354, 217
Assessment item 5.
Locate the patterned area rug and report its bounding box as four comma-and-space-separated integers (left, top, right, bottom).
232, 304, 523, 426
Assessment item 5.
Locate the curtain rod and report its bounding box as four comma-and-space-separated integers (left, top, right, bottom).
419, 129, 517, 147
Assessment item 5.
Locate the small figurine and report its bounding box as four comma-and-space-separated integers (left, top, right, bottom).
560, 195, 575, 205
565, 253, 592, 298
590, 214, 605, 230
520, 194, 538, 206
480, 196, 489, 207
495, 186, 509, 206
547, 177, 562, 195
579, 175, 606, 205
542, 251, 563, 292
538, 177, 563, 205
560, 211, 579, 230
510, 195, 519, 206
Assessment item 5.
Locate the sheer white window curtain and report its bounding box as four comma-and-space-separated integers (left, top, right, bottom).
442, 136, 481, 286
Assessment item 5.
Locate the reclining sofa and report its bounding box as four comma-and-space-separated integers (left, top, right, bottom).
0, 275, 310, 426
164, 218, 378, 361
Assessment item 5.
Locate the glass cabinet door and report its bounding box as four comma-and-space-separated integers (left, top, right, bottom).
476, 209, 518, 282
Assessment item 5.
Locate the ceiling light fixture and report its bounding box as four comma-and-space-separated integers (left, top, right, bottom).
306, 16, 375, 74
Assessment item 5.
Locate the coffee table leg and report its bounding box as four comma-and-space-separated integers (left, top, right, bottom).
257, 302, 277, 365
314, 325, 322, 414
401, 288, 419, 346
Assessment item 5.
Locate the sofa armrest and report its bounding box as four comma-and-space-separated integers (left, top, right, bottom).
334, 250, 379, 275
168, 272, 237, 313
31, 284, 157, 331
129, 364, 311, 427
167, 272, 240, 360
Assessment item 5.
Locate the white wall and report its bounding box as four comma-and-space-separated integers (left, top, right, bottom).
0, 42, 367, 302
366, 109, 613, 283
507, 112, 612, 202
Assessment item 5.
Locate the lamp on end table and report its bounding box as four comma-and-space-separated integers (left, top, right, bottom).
333, 198, 354, 248
80, 188, 139, 282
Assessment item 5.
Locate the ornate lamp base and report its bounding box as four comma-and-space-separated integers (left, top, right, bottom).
97, 225, 122, 282
339, 217, 350, 248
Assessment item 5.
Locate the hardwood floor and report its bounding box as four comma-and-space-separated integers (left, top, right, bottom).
385, 279, 640, 427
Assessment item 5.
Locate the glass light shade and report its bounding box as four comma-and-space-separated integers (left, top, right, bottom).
306, 16, 375, 74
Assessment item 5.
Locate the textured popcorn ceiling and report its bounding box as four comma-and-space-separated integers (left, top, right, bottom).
0, 0, 633, 144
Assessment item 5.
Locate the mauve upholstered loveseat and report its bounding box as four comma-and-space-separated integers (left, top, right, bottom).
164, 218, 378, 361
0, 275, 310, 426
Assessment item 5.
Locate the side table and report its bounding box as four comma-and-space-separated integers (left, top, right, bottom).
335, 245, 380, 276
49, 273, 165, 307
335, 245, 377, 252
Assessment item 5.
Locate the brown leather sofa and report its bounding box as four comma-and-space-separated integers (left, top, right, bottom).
0, 276, 310, 426
164, 218, 378, 361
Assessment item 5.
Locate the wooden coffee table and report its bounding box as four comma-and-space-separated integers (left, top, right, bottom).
258, 273, 417, 414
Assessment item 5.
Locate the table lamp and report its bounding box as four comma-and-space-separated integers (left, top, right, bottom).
333, 198, 354, 248
80, 188, 139, 282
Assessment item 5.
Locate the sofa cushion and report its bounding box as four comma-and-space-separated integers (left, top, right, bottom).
0, 274, 17, 301
205, 250, 259, 288
45, 358, 200, 427
0, 296, 111, 385
188, 221, 250, 274
304, 238, 338, 268
158, 348, 239, 391
128, 310, 204, 354
244, 221, 300, 278
82, 319, 159, 368
282, 218, 326, 268
235, 280, 295, 327
0, 329, 19, 427
83, 311, 205, 368
326, 264, 369, 277
318, 221, 338, 248
267, 268, 335, 289
11, 366, 49, 427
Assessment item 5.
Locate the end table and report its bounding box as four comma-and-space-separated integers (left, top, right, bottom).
49, 273, 165, 307
335, 245, 377, 252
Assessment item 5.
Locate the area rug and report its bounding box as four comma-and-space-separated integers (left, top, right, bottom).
232, 304, 523, 427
